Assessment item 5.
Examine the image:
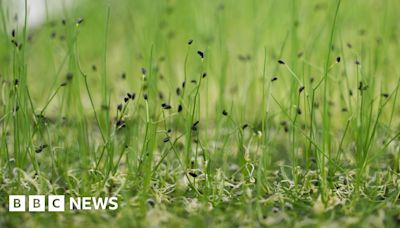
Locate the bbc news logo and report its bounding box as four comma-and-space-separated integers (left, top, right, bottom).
9, 195, 118, 212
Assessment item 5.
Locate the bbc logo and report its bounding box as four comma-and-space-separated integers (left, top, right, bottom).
9, 195, 65, 212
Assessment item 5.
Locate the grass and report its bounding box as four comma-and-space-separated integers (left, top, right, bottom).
1, 0, 400, 227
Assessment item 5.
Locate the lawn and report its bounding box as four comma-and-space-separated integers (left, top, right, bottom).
1, 0, 400, 227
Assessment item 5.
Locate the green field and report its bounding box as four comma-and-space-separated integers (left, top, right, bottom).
1, 0, 400, 227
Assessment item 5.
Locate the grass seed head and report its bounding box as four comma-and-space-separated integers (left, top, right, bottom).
299, 86, 305, 93
197, 50, 204, 59
76, 17, 84, 25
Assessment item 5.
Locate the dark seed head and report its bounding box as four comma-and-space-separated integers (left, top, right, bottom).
355, 60, 360, 65
11, 40, 18, 47
382, 93, 389, 98
197, 50, 204, 59
271, 76, 278, 82
14, 79, 19, 86
191, 79, 197, 84
143, 93, 148, 100
176, 87, 181, 96
347, 43, 352, 48
163, 137, 170, 143
76, 17, 84, 25
124, 97, 129, 103
161, 103, 171, 110
336, 57, 341, 63
222, 110, 228, 116
242, 124, 249, 130
284, 126, 289, 133
61, 19, 66, 25
141, 67, 146, 75
296, 107, 302, 115
66, 72, 73, 81
35, 144, 48, 153
188, 172, 198, 178
278, 60, 285, 65
298, 86, 305, 93
158, 92, 164, 100
11, 29, 15, 38
192, 121, 199, 131
188, 39, 193, 45
60, 82, 68, 87
297, 52, 303, 58
117, 104, 123, 111
116, 119, 125, 127
178, 104, 183, 112
202, 72, 207, 78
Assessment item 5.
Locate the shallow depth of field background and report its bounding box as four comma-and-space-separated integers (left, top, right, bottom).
1, 0, 400, 227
